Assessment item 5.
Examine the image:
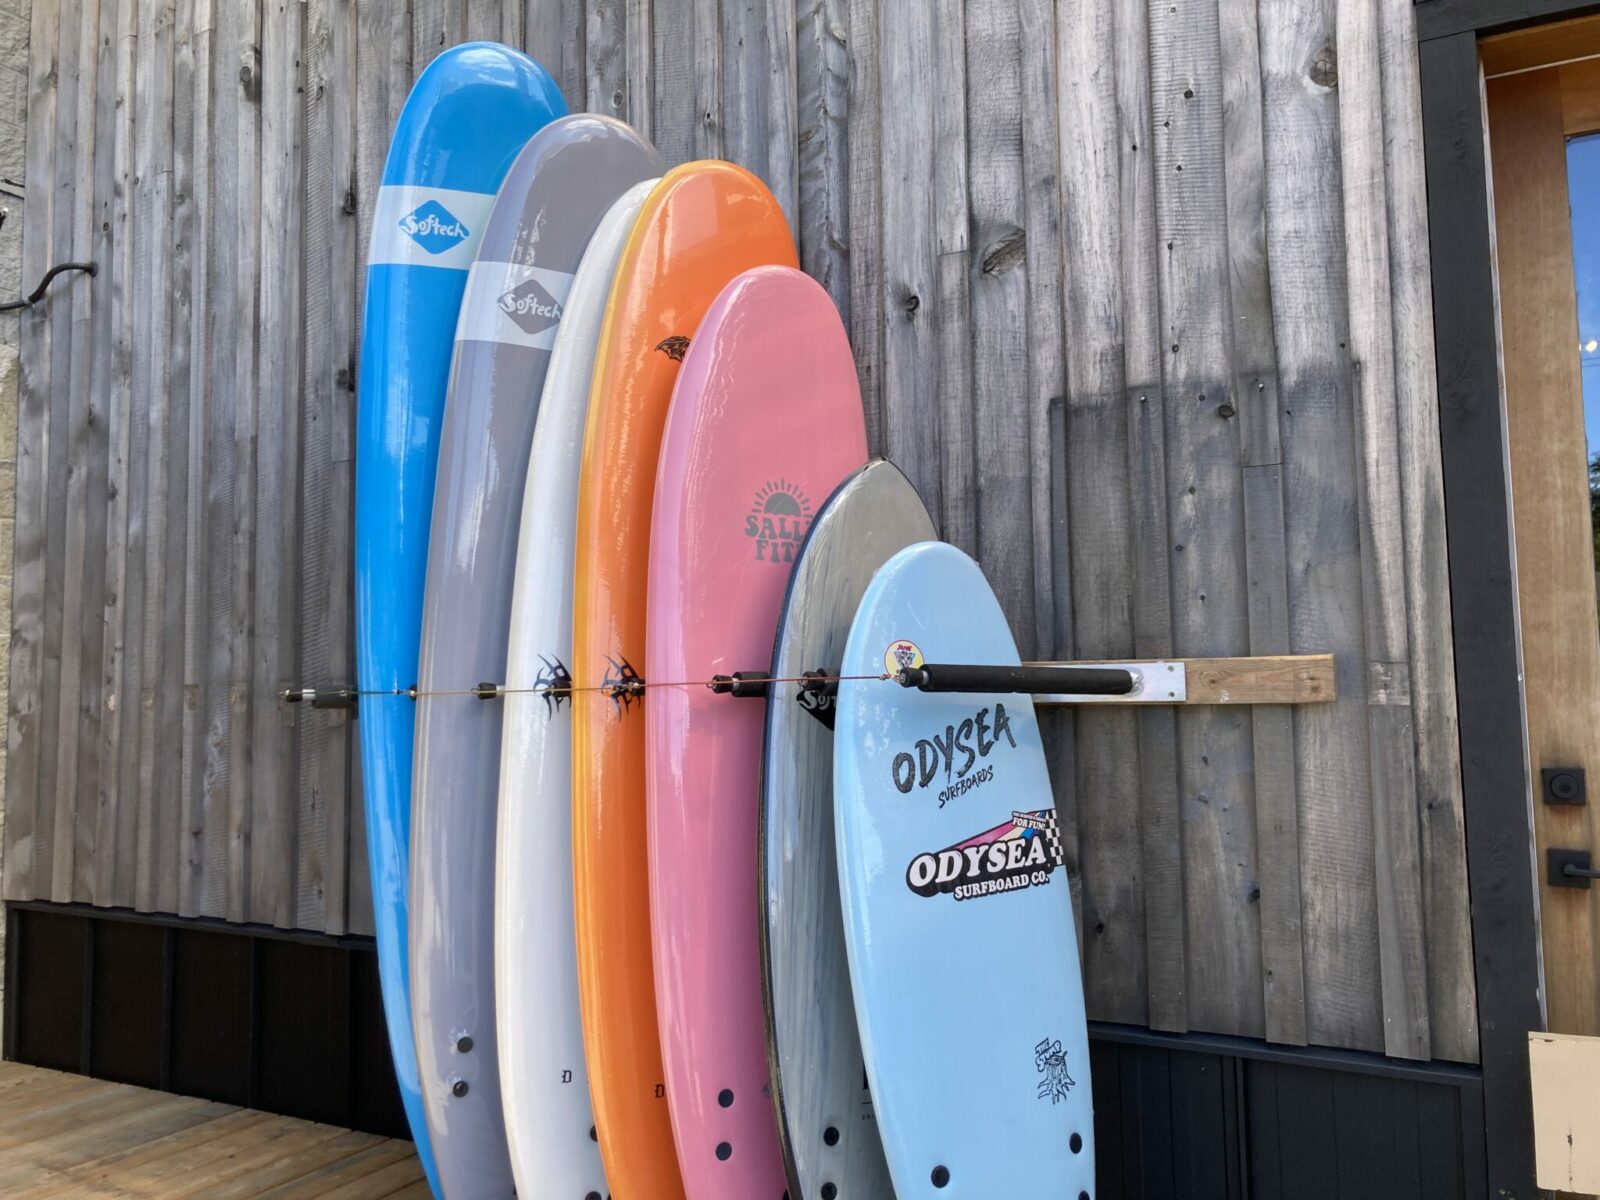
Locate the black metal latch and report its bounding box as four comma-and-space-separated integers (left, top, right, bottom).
281, 687, 359, 712
1542, 766, 1587, 806
1548, 848, 1600, 888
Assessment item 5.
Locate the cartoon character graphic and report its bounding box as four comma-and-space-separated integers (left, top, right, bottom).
1034, 1038, 1075, 1104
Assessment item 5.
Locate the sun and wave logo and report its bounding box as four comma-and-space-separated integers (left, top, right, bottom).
746, 479, 812, 564
398, 199, 470, 254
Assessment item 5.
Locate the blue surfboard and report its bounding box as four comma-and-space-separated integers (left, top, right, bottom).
834, 541, 1095, 1199
354, 43, 565, 1193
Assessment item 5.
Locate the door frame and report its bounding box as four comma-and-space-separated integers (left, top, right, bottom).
1414, 1, 1590, 1196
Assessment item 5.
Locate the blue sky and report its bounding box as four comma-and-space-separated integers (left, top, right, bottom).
1568, 132, 1600, 460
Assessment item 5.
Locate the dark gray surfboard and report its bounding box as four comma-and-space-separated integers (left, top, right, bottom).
760, 459, 937, 1200
410, 114, 661, 1198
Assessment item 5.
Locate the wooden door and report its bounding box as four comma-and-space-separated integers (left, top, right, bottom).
1485, 18, 1600, 1194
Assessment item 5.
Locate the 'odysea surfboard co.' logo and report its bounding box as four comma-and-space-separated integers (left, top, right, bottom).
905, 809, 1063, 901
891, 701, 1015, 808
398, 199, 470, 254
746, 480, 812, 563
497, 277, 565, 336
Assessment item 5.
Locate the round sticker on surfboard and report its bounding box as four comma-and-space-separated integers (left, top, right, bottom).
884, 639, 925, 676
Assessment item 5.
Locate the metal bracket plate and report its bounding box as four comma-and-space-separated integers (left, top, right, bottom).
1034, 661, 1186, 705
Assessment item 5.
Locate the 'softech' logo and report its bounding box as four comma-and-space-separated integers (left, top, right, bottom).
746, 480, 812, 564
497, 277, 564, 336
905, 809, 1064, 902
398, 199, 470, 254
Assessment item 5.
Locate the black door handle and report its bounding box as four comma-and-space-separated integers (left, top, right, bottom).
1549, 848, 1600, 887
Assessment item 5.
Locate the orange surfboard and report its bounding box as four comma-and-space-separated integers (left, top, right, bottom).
572, 161, 797, 1196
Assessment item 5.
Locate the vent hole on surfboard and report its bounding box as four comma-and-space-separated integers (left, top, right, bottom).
931, 1166, 950, 1188
823, 1126, 840, 1146
718, 1088, 735, 1108
822, 1184, 838, 1199
589, 1125, 598, 1141
716, 1141, 733, 1161
1071, 1132, 1084, 1153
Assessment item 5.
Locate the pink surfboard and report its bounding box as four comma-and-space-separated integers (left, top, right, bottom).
646, 266, 868, 1197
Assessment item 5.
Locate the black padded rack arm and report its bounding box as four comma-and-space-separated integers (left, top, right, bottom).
896, 663, 1135, 696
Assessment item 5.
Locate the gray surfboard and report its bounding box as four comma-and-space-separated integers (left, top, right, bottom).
411, 114, 661, 1199
760, 459, 937, 1200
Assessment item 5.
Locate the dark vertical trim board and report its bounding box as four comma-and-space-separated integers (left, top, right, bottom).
1419, 26, 1545, 1200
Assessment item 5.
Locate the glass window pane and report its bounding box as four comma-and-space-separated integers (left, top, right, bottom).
1565, 132, 1600, 568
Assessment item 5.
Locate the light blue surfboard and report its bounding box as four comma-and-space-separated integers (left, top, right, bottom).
834, 541, 1095, 1199
354, 42, 565, 1194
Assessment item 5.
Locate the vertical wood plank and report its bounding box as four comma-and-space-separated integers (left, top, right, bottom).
790, 0, 851, 321
1259, 0, 1383, 1053
793, 0, 849, 321
1378, 0, 1476, 1064
464, 0, 498, 43
177, 0, 214, 919
844, 0, 882, 449
41, 0, 86, 903
965, 0, 1031, 635
3, 0, 61, 902
157, 0, 196, 921
1057, 0, 1145, 1025
1117, 0, 1186, 1034
98, 0, 138, 909
652, 0, 716, 165
197, 0, 242, 921
121, 0, 166, 914
252, 0, 304, 931
765, 0, 798, 232
523, 0, 583, 110
721, 0, 796, 224
83, 0, 123, 907
134, 0, 183, 919
1148, 0, 1262, 1041
499, 0, 522, 53
585, 1, 628, 124
1337, 0, 1430, 1062
876, 1, 940, 518
624, 0, 651, 137
225, 0, 263, 925
931, 0, 971, 555
1219, 0, 1308, 1046
54, 0, 104, 906
301, 0, 357, 935
1016, 0, 1079, 952
412, 0, 460, 73
1018, 0, 1063, 664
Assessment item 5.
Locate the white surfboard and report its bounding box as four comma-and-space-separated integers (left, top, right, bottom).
494, 176, 658, 1199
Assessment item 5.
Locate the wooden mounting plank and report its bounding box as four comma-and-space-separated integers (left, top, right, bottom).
1022, 654, 1336, 706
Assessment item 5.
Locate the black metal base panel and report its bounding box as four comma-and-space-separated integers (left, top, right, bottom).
4, 902, 408, 1138
3, 904, 1487, 1196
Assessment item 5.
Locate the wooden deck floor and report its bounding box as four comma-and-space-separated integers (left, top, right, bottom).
0, 1061, 425, 1197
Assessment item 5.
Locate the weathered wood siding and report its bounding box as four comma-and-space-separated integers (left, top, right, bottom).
4, 0, 1477, 1063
